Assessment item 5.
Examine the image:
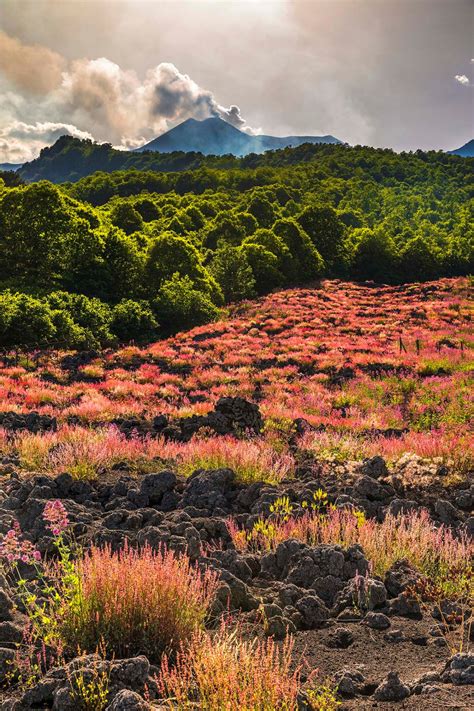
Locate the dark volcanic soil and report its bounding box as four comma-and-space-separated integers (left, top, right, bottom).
0, 404, 472, 709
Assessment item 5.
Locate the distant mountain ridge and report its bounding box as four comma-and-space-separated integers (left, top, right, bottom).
136, 117, 342, 156
448, 139, 474, 157
0, 163, 22, 172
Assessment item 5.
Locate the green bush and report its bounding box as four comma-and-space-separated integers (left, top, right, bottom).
153, 274, 220, 333
240, 243, 284, 294
210, 243, 256, 303
0, 291, 56, 350
111, 300, 159, 343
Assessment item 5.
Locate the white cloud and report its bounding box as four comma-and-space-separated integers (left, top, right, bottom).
0, 32, 258, 162
454, 74, 470, 85
0, 121, 94, 163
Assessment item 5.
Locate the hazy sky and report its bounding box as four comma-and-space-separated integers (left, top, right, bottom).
0, 0, 472, 162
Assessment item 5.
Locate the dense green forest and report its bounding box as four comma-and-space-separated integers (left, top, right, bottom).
0, 140, 472, 350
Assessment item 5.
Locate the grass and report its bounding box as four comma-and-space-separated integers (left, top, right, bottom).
13, 426, 166, 480
159, 433, 295, 484
157, 626, 302, 711
228, 508, 473, 599
58, 542, 219, 662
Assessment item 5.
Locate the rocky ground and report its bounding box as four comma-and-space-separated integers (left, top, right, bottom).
0, 412, 472, 709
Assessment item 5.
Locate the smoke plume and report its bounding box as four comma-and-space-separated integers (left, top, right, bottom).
0, 32, 256, 162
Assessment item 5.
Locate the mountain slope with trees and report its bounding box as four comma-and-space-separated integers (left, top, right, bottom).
0, 141, 472, 350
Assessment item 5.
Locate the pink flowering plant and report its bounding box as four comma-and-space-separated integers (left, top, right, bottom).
0, 499, 77, 687
43, 499, 69, 537
0, 522, 41, 565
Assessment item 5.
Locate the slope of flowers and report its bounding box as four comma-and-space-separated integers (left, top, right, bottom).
0, 278, 472, 478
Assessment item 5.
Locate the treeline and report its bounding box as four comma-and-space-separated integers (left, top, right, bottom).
0, 142, 472, 350
18, 135, 473, 187
18, 135, 237, 184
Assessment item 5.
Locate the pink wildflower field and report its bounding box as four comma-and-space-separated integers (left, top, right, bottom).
0, 277, 471, 479
0, 278, 473, 710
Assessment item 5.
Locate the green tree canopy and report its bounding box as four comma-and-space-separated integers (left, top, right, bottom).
209, 243, 256, 303
109, 202, 144, 235
297, 205, 346, 274
239, 243, 284, 294
351, 228, 398, 283
111, 299, 159, 343
153, 273, 219, 333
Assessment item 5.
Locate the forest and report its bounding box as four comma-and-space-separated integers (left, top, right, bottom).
0, 141, 472, 350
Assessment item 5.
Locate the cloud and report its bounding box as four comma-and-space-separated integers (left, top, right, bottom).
454, 74, 470, 85
0, 121, 94, 163
0, 32, 257, 162
0, 30, 64, 94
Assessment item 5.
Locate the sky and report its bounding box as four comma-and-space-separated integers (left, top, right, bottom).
0, 0, 472, 163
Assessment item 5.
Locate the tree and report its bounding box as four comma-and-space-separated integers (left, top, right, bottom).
209, 244, 256, 303
49, 309, 88, 350
184, 205, 205, 230
297, 205, 346, 274
0, 170, 24, 188
337, 209, 364, 229
0, 292, 56, 351
235, 211, 258, 236
273, 218, 325, 281
242, 228, 292, 283
134, 198, 160, 222
153, 274, 219, 333
61, 219, 105, 297
109, 202, 144, 235
239, 243, 284, 294
398, 236, 441, 282
203, 212, 246, 250
351, 228, 397, 283
46, 292, 114, 348
99, 228, 145, 300
111, 300, 159, 343
145, 232, 222, 304
247, 195, 277, 228
0, 183, 71, 288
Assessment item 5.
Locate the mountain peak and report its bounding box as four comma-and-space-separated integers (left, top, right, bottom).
136, 117, 342, 156
448, 139, 474, 157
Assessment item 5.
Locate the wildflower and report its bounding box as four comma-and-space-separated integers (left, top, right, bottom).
0, 524, 41, 564
43, 500, 69, 536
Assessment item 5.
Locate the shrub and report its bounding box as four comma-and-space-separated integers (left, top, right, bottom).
157, 627, 301, 710
46, 291, 114, 348
110, 299, 159, 343
58, 543, 218, 662
0, 291, 56, 350
154, 273, 220, 332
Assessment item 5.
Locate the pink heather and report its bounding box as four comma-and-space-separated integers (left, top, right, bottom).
43, 500, 69, 536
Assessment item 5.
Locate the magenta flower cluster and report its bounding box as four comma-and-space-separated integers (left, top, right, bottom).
0, 522, 41, 564
43, 500, 69, 537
